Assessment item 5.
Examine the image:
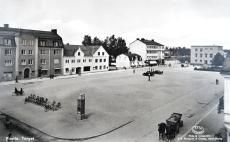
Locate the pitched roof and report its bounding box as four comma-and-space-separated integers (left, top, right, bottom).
123, 53, 142, 61
139, 39, 164, 46
0, 27, 62, 39
64, 44, 100, 57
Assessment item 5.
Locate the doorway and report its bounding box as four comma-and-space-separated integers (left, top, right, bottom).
24, 68, 30, 78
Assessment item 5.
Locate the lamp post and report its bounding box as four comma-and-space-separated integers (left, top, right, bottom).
148, 73, 150, 81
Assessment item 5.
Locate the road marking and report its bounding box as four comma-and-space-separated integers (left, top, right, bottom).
176, 104, 219, 142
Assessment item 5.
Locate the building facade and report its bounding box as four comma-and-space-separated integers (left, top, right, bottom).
220, 52, 230, 141
0, 24, 64, 81
116, 53, 142, 68
63, 44, 109, 75
129, 39, 165, 65
0, 24, 17, 82
191, 45, 224, 65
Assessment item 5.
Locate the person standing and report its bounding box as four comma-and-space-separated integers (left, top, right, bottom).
15, 76, 18, 83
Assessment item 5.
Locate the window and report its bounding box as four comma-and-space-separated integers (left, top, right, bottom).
98, 52, 100, 56
41, 70, 48, 75
210, 60, 212, 63
54, 50, 59, 55
103, 65, 106, 69
205, 48, 207, 50
89, 59, 92, 62
54, 41, 59, 47
195, 59, 197, 62
77, 59, 81, 63
95, 66, 98, 70
72, 68, 74, 72
95, 59, 98, 63
41, 59, 46, 64
104, 59, 106, 62
29, 50, 33, 55
65, 60, 69, 63
205, 54, 207, 58
83, 59, 86, 62
54, 59, 59, 64
54, 69, 61, 74
102, 52, 104, 55
210, 54, 213, 58
40, 41, 46, 46
21, 50, 26, 55
195, 53, 197, 57
21, 60, 26, 65
210, 48, 213, 50
71, 59, 75, 63
200, 49, 202, 52
200, 60, 202, 62
28, 59, 33, 65
200, 54, 202, 57
22, 39, 26, 45
65, 68, 69, 73
29, 40, 33, 46
78, 52, 80, 56
195, 48, 198, 52
4, 39, 11, 45
5, 49, 12, 55
5, 60, 12, 66
99, 66, 102, 69
40, 50, 46, 55
100, 59, 102, 62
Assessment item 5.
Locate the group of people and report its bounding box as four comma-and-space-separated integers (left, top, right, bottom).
24, 94, 61, 111
14, 87, 24, 95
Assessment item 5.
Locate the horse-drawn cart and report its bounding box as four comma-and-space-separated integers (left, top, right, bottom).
166, 113, 183, 133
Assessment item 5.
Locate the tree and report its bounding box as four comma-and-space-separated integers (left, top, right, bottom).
82, 35, 92, 46
92, 37, 102, 46
212, 52, 225, 67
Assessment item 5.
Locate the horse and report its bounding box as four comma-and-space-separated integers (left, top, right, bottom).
165, 124, 176, 142
158, 123, 166, 141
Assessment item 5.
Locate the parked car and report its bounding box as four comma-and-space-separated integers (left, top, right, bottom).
143, 71, 154, 76
154, 70, 163, 74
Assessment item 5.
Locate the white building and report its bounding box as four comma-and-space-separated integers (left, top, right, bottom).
63, 44, 109, 75
191, 45, 225, 65
129, 39, 165, 65
116, 53, 142, 68
220, 52, 230, 141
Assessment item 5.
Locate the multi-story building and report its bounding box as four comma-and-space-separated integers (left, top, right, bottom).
190, 45, 225, 65
0, 24, 17, 82
0, 24, 64, 80
116, 53, 142, 68
129, 38, 165, 65
63, 44, 109, 75
220, 52, 230, 141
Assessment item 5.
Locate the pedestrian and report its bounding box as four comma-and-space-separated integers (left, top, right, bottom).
6, 133, 12, 142
49, 75, 52, 79
52, 75, 54, 79
133, 69, 135, 73
15, 76, 18, 83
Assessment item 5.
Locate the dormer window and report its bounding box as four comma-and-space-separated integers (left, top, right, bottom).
40, 41, 46, 46
98, 52, 100, 56
78, 52, 80, 56
54, 41, 59, 47
4, 39, 12, 45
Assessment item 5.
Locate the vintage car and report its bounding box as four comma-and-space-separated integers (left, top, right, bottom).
142, 71, 154, 76
154, 70, 163, 74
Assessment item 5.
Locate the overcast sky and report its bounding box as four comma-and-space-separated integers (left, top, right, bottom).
1, 0, 230, 49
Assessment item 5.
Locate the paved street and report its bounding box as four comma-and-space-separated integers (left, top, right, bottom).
0, 64, 224, 142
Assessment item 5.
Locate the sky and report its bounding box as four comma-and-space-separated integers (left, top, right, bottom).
1, 0, 230, 49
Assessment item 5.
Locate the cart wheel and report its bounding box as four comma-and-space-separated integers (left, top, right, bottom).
180, 120, 183, 127
176, 125, 180, 133
11, 92, 16, 96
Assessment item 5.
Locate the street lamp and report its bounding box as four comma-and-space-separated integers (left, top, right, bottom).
148, 73, 150, 81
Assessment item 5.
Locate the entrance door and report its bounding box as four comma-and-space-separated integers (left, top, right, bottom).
24, 68, 30, 78
76, 67, 81, 75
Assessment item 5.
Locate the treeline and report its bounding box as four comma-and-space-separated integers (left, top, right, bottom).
82, 35, 129, 62
166, 47, 191, 57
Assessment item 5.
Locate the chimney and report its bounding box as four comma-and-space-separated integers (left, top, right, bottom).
4, 24, 9, 28
152, 39, 154, 42
136, 38, 140, 40
51, 29, 57, 34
